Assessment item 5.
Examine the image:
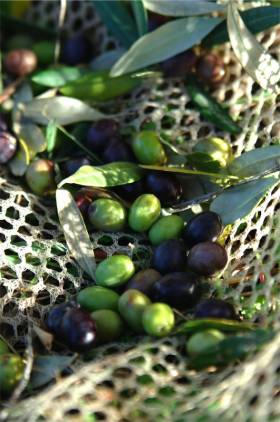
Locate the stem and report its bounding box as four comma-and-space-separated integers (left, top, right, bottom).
0, 76, 25, 104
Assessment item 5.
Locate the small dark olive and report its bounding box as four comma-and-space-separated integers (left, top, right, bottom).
151, 239, 186, 274
195, 299, 238, 320
152, 271, 201, 309
4, 49, 37, 76
102, 138, 135, 163
183, 211, 222, 249
60, 308, 97, 352
161, 50, 197, 77
62, 157, 91, 177
45, 302, 76, 335
113, 179, 145, 202
0, 131, 17, 164
196, 53, 226, 85
187, 241, 228, 276
145, 173, 182, 206
86, 119, 120, 153
75, 191, 92, 218
126, 268, 162, 298
61, 35, 92, 65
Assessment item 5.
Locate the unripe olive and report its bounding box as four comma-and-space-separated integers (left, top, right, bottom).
142, 303, 175, 337
33, 41, 55, 65
25, 159, 55, 195
193, 138, 233, 168
96, 255, 135, 287
118, 289, 151, 333
88, 198, 126, 232
182, 211, 222, 249
126, 268, 161, 298
132, 131, 167, 165
0, 339, 9, 355
187, 241, 228, 276
128, 194, 161, 232
91, 309, 124, 343
77, 286, 119, 312
186, 329, 225, 356
148, 215, 184, 245
0, 354, 24, 396
4, 49, 37, 76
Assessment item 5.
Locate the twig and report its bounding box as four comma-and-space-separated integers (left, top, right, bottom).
0, 76, 24, 104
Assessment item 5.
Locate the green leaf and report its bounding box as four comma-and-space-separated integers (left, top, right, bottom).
132, 0, 148, 37
186, 152, 222, 173
90, 49, 126, 71
29, 355, 74, 389
31, 66, 87, 88
227, 2, 280, 90
143, 0, 225, 16
139, 164, 237, 180
176, 318, 254, 335
229, 145, 280, 177
210, 176, 279, 225
22, 96, 105, 125
204, 6, 280, 47
46, 120, 58, 153
111, 16, 221, 76
56, 189, 96, 279
92, 0, 137, 47
59, 162, 143, 188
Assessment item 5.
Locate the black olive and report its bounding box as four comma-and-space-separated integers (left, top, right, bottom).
196, 53, 226, 85
86, 119, 120, 153
125, 268, 162, 298
183, 211, 222, 249
145, 173, 182, 206
187, 241, 228, 276
60, 308, 97, 352
195, 299, 237, 320
61, 157, 91, 177
113, 179, 145, 202
75, 191, 92, 218
45, 302, 76, 335
0, 131, 17, 163
151, 239, 186, 274
102, 138, 135, 163
161, 50, 197, 77
61, 35, 92, 65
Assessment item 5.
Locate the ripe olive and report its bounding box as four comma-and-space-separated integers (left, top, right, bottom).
45, 302, 76, 335
148, 215, 184, 246
88, 198, 126, 232
0, 354, 24, 396
186, 329, 225, 356
86, 119, 120, 153
187, 241, 228, 276
151, 239, 186, 274
0, 131, 17, 164
102, 138, 135, 163
128, 194, 161, 232
77, 286, 119, 312
33, 41, 55, 65
113, 179, 145, 202
193, 137, 233, 168
194, 299, 237, 320
25, 159, 56, 195
142, 303, 175, 337
60, 308, 96, 352
61, 35, 92, 65
75, 191, 92, 218
196, 53, 226, 85
4, 49, 37, 76
182, 211, 222, 249
125, 268, 161, 298
145, 173, 182, 206
91, 309, 124, 343
132, 131, 167, 165
118, 289, 151, 333
0, 339, 9, 355
62, 157, 91, 177
95, 255, 135, 288
161, 50, 197, 77
152, 271, 201, 309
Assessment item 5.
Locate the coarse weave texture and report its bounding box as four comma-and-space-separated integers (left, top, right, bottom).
0, 1, 280, 421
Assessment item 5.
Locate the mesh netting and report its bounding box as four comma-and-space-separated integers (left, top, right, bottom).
1, 1, 280, 421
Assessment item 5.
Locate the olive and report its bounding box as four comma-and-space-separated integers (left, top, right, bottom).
142, 303, 175, 337
145, 173, 182, 206
102, 138, 135, 163
91, 309, 124, 343
126, 268, 161, 298
61, 35, 92, 65
88, 198, 126, 232
75, 191, 92, 218
132, 131, 167, 165
33, 41, 55, 65
95, 255, 135, 288
0, 131, 17, 164
161, 50, 197, 77
193, 137, 233, 168
186, 329, 225, 356
194, 299, 237, 320
151, 239, 186, 274
25, 159, 56, 195
61, 157, 91, 177
118, 289, 151, 333
60, 308, 96, 352
182, 211, 222, 249
152, 271, 201, 309
0, 339, 9, 355
0, 354, 24, 396
77, 286, 120, 312
86, 119, 120, 153
4, 49, 37, 76
128, 194, 161, 232
148, 215, 184, 246
113, 179, 145, 202
45, 301, 76, 335
196, 53, 226, 85
187, 241, 228, 276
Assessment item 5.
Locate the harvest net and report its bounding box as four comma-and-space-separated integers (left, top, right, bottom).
0, 2, 280, 421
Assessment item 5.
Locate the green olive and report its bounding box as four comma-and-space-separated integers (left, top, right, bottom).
33, 41, 55, 66
25, 159, 55, 195
118, 289, 151, 333
132, 131, 167, 165
193, 137, 233, 168
77, 286, 119, 312
142, 303, 175, 337
95, 255, 135, 288
148, 215, 184, 245
0, 339, 9, 355
0, 354, 24, 396
186, 329, 225, 356
91, 309, 124, 343
88, 198, 126, 232
128, 194, 161, 232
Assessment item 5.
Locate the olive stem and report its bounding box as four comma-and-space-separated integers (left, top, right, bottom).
173, 308, 189, 321
0, 76, 25, 104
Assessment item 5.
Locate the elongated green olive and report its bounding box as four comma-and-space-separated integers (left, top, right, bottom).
95, 255, 135, 287
148, 215, 184, 245
0, 354, 24, 395
91, 309, 124, 343
186, 329, 225, 356
77, 286, 119, 312
193, 137, 233, 168
132, 131, 167, 165
142, 303, 175, 337
128, 194, 161, 232
88, 198, 126, 232
118, 289, 151, 333
0, 339, 9, 355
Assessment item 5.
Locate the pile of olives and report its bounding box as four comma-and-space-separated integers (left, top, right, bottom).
0, 339, 24, 397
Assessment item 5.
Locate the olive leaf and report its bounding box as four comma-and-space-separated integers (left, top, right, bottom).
29, 355, 75, 389
8, 138, 30, 176
31, 66, 87, 88
210, 176, 279, 225
132, 0, 148, 37
227, 2, 280, 90
175, 318, 254, 335
139, 164, 237, 180
111, 16, 222, 76
56, 189, 96, 279
59, 162, 143, 188
143, 0, 225, 16
46, 120, 58, 153
90, 48, 126, 71
229, 145, 280, 177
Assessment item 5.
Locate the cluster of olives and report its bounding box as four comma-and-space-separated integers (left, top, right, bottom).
0, 339, 24, 397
